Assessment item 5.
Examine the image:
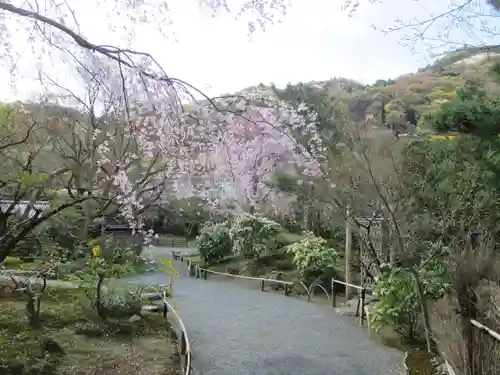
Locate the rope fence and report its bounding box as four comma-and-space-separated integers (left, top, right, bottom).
154, 237, 191, 248
172, 251, 373, 323
331, 278, 372, 327
172, 251, 293, 295
159, 287, 192, 375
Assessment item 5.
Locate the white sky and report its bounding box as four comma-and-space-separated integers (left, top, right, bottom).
1, 0, 499, 102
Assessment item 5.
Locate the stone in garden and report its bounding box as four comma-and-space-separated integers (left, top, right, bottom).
128, 314, 142, 322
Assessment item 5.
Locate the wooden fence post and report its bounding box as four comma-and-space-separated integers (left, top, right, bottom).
359, 287, 366, 327
345, 206, 354, 300
163, 301, 168, 319
261, 280, 265, 291
332, 279, 337, 307
180, 333, 187, 355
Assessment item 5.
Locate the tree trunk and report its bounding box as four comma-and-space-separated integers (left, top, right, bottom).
26, 296, 42, 328
409, 267, 432, 353
95, 273, 107, 320
457, 283, 477, 375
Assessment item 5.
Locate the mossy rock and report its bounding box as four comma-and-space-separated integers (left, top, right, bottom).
226, 266, 240, 275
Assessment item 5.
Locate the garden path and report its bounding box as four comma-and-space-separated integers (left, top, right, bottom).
125, 247, 404, 375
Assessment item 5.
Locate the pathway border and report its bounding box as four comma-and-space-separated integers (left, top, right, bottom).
172, 252, 293, 296
175, 252, 371, 320
160, 288, 192, 375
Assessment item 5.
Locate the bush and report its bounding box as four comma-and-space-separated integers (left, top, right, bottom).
44, 208, 87, 257
11, 234, 42, 261
230, 213, 281, 261
287, 232, 338, 284
197, 222, 233, 265
274, 231, 303, 248
371, 257, 450, 343
95, 284, 144, 320
274, 259, 295, 271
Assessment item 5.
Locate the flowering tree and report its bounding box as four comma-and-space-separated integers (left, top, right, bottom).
0, 0, 324, 257
189, 92, 323, 216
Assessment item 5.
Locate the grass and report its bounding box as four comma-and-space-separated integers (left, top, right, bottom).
0, 284, 180, 375
2, 256, 158, 283
2, 256, 44, 271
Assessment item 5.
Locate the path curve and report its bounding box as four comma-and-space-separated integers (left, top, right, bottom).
125, 247, 403, 375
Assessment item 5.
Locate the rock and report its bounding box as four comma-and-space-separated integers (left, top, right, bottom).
128, 314, 142, 322
141, 292, 161, 301
141, 305, 160, 312
41, 337, 65, 356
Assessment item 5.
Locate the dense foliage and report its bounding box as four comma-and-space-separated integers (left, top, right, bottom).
286, 232, 337, 283
230, 213, 282, 262
1, 3, 500, 369
197, 222, 234, 265
371, 254, 450, 342
365, 64, 500, 368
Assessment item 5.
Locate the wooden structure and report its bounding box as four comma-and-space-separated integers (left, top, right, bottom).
0, 200, 50, 218
91, 219, 144, 253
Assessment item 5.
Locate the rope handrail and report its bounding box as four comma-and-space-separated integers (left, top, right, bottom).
200, 267, 293, 285
161, 289, 192, 375
471, 318, 500, 342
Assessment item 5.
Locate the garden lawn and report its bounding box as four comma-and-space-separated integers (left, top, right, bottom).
0, 285, 180, 375
1, 256, 44, 271
1, 256, 158, 282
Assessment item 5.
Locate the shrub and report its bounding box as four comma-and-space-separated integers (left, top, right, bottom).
274, 231, 303, 248
274, 258, 295, 271
43, 208, 88, 258
230, 213, 281, 261
11, 234, 42, 261
197, 222, 233, 265
92, 284, 144, 320
286, 231, 337, 284
76, 240, 154, 320
371, 257, 450, 343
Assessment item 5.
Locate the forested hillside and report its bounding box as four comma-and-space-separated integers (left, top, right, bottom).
258, 46, 500, 136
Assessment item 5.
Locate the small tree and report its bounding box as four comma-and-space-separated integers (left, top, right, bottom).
77, 241, 144, 321
371, 252, 450, 343
9, 258, 59, 328
230, 213, 281, 268
286, 231, 337, 284
197, 222, 233, 265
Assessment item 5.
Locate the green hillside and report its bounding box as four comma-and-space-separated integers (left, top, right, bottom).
267, 46, 500, 136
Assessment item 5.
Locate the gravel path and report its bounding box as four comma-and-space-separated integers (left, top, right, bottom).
125, 247, 404, 375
